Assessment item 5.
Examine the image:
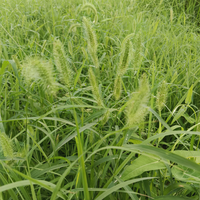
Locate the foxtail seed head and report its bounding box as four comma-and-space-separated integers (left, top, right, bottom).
80, 3, 98, 23
68, 23, 81, 34
22, 56, 57, 95
113, 75, 122, 100
134, 32, 142, 68
126, 74, 150, 127
0, 41, 2, 60
88, 67, 103, 106
83, 17, 99, 69
100, 110, 110, 125
12, 55, 21, 69
118, 39, 133, 76
0, 132, 14, 158
156, 81, 168, 112
53, 39, 74, 88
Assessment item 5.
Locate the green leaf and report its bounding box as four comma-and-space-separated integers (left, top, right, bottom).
154, 196, 191, 200
185, 84, 193, 104
172, 165, 200, 183
122, 144, 200, 172
121, 155, 166, 181
95, 177, 155, 200
164, 183, 196, 195
171, 105, 187, 124
173, 150, 200, 163
182, 113, 195, 124
74, 62, 85, 88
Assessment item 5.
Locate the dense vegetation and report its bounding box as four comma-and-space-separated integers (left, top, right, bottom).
1, 0, 200, 199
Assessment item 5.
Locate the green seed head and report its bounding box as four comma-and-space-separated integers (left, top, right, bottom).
0, 132, 14, 158
80, 3, 98, 23
100, 110, 110, 125
12, 55, 21, 69
0, 41, 2, 60
156, 81, 168, 112
134, 32, 142, 68
22, 56, 57, 95
118, 39, 133, 76
126, 73, 150, 127
83, 17, 99, 69
113, 75, 122, 100
53, 39, 74, 88
88, 67, 103, 106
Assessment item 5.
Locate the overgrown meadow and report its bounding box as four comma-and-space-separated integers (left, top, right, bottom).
1, 0, 200, 199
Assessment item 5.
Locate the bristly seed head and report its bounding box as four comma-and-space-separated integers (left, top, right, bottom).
88, 67, 104, 106
126, 73, 150, 127
83, 17, 99, 69
53, 39, 74, 89
113, 75, 122, 100
156, 80, 168, 112
22, 56, 57, 95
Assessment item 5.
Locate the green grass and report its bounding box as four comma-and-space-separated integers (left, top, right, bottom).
1, 0, 200, 199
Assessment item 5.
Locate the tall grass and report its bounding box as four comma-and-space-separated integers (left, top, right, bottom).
0, 0, 200, 199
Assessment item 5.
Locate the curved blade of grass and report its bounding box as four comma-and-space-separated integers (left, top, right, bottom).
0, 173, 67, 199
95, 177, 155, 200
121, 155, 166, 181
142, 130, 200, 145
115, 176, 139, 200
88, 145, 200, 172
123, 144, 200, 171
154, 196, 191, 200
164, 183, 196, 195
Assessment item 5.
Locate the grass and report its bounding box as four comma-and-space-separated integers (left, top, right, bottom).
1, 0, 200, 199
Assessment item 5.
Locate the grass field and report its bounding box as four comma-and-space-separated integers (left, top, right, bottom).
1, 0, 200, 199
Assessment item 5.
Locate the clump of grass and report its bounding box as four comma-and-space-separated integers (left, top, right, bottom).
53, 39, 74, 89
83, 17, 99, 71
21, 56, 57, 95
88, 67, 104, 106
126, 74, 150, 127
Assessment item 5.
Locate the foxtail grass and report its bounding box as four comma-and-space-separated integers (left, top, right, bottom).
0, 41, 2, 60
157, 81, 168, 113
114, 34, 133, 100
0, 132, 14, 159
21, 56, 57, 95
12, 55, 21, 69
53, 39, 74, 89
80, 3, 98, 23
83, 17, 99, 72
126, 74, 150, 127
88, 67, 104, 106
